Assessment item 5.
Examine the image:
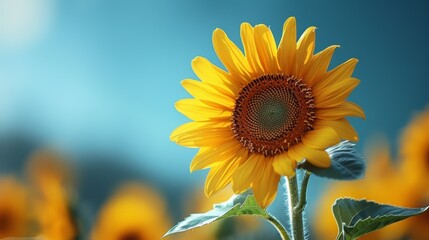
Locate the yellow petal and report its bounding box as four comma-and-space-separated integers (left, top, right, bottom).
170, 121, 233, 147
302, 127, 340, 150
253, 24, 279, 73
240, 23, 264, 76
287, 143, 305, 162
175, 98, 231, 121
314, 77, 360, 108
252, 160, 280, 208
316, 101, 366, 120
290, 144, 331, 168
232, 153, 263, 194
303, 45, 339, 86
278, 17, 297, 75
204, 153, 242, 196
313, 58, 358, 93
174, 130, 232, 147
181, 79, 235, 109
191, 148, 215, 171
212, 28, 252, 84
191, 56, 241, 95
272, 153, 297, 176
294, 26, 316, 78
190, 141, 242, 172
314, 119, 359, 142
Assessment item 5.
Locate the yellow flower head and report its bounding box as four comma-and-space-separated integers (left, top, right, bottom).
26, 149, 73, 186
26, 149, 76, 240
398, 108, 429, 239
90, 183, 171, 240
171, 17, 365, 207
399, 108, 429, 197
0, 177, 30, 238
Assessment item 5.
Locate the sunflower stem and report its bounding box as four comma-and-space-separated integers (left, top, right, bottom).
287, 175, 305, 240
294, 171, 311, 213
266, 214, 291, 240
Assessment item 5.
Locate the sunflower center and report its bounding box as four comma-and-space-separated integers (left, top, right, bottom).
119, 231, 144, 240
0, 210, 12, 232
232, 74, 315, 156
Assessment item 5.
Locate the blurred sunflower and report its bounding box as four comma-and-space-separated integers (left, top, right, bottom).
407, 209, 429, 240
90, 183, 171, 240
0, 176, 31, 238
171, 17, 364, 207
26, 149, 77, 240
399, 108, 429, 198
314, 138, 419, 240
398, 108, 429, 239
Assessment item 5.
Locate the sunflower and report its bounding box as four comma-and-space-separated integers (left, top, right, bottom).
90, 183, 171, 240
314, 143, 415, 240
171, 17, 365, 208
26, 149, 77, 240
0, 176, 31, 238
398, 108, 429, 239
399, 108, 429, 198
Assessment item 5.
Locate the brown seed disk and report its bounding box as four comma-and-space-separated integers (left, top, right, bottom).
119, 232, 143, 240
231, 74, 315, 156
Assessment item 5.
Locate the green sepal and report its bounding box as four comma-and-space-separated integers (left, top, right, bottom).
333, 197, 429, 240
163, 191, 267, 237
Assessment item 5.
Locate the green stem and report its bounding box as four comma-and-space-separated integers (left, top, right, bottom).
294, 171, 311, 213
287, 175, 305, 240
266, 214, 291, 240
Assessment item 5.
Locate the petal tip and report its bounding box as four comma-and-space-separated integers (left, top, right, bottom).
173, 101, 180, 112
191, 56, 203, 63
204, 185, 214, 197
255, 23, 267, 29
350, 58, 359, 64
283, 17, 297, 33
308, 26, 317, 32
180, 78, 197, 87
285, 16, 296, 24
213, 28, 225, 36
241, 22, 252, 28
169, 133, 177, 142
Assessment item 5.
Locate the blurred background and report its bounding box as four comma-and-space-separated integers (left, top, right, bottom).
0, 0, 428, 239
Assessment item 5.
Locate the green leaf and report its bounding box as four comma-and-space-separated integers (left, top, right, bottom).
163, 191, 268, 237
301, 141, 365, 180
333, 198, 429, 240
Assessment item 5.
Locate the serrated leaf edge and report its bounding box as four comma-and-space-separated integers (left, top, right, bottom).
335, 197, 429, 228
333, 197, 429, 240
163, 195, 268, 237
